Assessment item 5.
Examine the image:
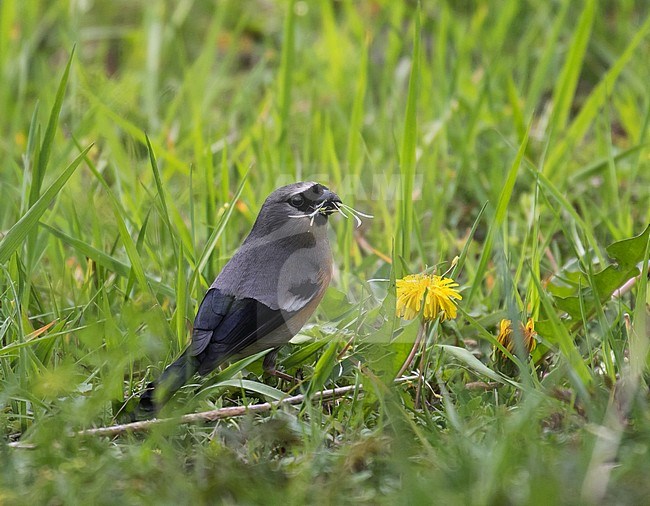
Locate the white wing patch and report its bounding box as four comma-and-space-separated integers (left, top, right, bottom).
278, 278, 320, 312
276, 248, 328, 312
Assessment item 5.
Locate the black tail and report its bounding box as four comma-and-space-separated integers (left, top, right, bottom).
137, 349, 200, 417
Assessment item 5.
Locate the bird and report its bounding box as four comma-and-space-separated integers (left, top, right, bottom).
136, 181, 341, 416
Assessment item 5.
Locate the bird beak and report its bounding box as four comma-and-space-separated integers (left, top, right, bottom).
319, 189, 342, 214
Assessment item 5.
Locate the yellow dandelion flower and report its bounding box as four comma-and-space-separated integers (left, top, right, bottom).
495, 318, 537, 358
396, 273, 462, 322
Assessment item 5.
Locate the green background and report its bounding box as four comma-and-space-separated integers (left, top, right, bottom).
1, 0, 649, 503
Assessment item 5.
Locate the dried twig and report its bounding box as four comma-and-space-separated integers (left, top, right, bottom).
8, 376, 419, 446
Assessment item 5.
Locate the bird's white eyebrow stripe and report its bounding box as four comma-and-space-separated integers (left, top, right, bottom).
287, 182, 317, 197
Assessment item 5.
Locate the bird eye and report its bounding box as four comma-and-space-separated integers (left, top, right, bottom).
289, 194, 305, 208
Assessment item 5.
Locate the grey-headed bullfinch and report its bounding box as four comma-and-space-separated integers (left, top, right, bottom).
137, 182, 341, 415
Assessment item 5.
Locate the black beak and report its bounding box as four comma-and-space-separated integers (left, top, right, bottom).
319, 189, 342, 214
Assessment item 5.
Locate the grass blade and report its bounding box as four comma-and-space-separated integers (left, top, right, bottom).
145, 133, 177, 261
193, 175, 248, 286
29, 46, 75, 207
548, 0, 595, 133
529, 267, 593, 392
210, 379, 286, 401
397, 6, 421, 265
545, 12, 650, 179
277, 0, 296, 162
0, 145, 91, 264
437, 344, 519, 387
466, 125, 530, 305
40, 223, 174, 298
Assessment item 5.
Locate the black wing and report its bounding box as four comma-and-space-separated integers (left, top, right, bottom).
189, 288, 294, 375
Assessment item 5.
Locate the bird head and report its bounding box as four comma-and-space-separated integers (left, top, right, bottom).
250, 182, 342, 237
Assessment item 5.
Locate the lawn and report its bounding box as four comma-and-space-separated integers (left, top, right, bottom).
1, 0, 649, 504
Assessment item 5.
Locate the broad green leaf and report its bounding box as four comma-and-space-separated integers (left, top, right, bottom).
318, 287, 354, 321
209, 350, 269, 384
606, 224, 650, 268
437, 344, 518, 387
550, 226, 650, 320
282, 339, 331, 370
366, 319, 420, 383
554, 265, 639, 320
211, 379, 286, 401
304, 338, 340, 399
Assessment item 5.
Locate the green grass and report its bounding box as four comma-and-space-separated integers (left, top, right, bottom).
1, 0, 650, 503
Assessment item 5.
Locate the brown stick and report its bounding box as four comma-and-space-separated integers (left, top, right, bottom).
8, 375, 419, 445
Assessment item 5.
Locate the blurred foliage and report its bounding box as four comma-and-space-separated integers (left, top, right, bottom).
1, 0, 650, 503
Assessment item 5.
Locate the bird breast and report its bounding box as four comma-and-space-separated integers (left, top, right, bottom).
212, 231, 332, 313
